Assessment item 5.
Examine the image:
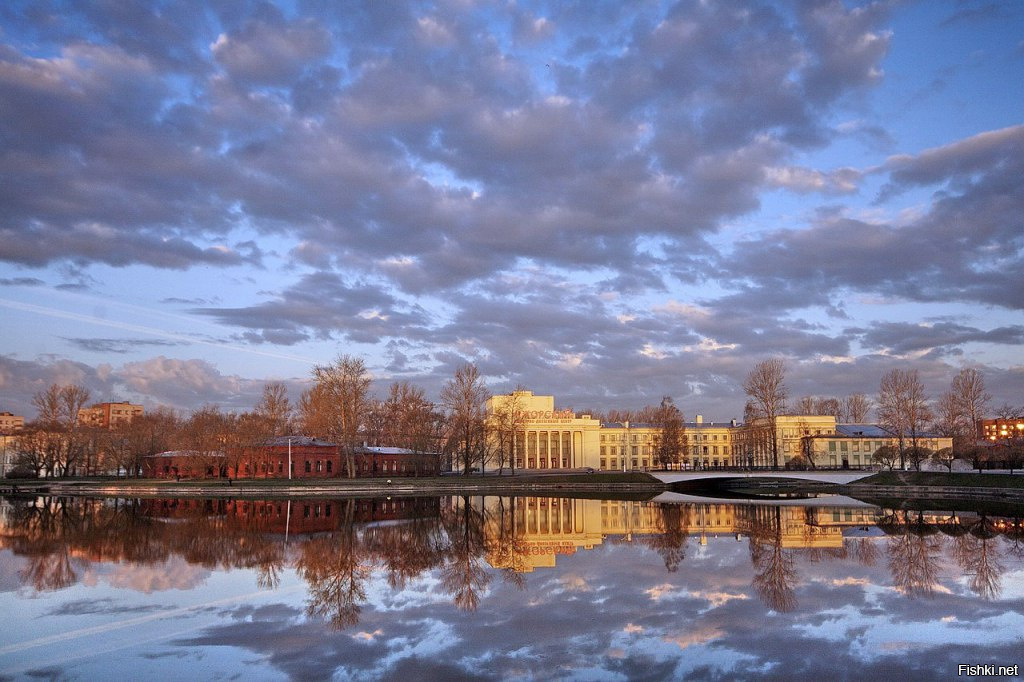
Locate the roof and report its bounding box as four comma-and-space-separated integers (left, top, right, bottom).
834, 424, 946, 439
149, 450, 224, 458
261, 435, 337, 447
836, 424, 892, 438
355, 445, 437, 455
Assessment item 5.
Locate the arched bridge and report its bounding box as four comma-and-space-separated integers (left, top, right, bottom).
652, 471, 874, 485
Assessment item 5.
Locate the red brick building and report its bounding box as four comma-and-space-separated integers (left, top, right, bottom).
143, 436, 441, 479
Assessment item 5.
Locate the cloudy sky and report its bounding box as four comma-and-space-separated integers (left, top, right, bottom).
1, 0, 1022, 421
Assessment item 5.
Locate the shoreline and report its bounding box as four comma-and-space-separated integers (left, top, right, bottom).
2, 471, 1024, 505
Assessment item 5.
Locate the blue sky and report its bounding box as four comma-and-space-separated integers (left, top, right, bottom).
1, 0, 1022, 420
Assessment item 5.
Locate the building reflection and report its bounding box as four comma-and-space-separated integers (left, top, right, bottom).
1, 494, 1022, 626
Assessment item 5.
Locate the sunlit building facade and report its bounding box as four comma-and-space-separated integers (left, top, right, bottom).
77, 401, 144, 429
980, 418, 1024, 442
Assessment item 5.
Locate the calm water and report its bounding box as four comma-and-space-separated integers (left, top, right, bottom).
0, 494, 1022, 681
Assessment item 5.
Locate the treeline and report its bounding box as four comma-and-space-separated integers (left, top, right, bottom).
742, 358, 1023, 471
8, 356, 504, 478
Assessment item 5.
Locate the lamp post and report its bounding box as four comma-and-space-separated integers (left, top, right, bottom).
287, 436, 293, 480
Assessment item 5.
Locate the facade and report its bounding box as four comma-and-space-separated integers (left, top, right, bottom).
808, 424, 953, 469
0, 412, 24, 434
486, 391, 602, 470
980, 418, 1024, 442
0, 435, 18, 478
142, 436, 441, 479
599, 416, 739, 470
77, 402, 144, 429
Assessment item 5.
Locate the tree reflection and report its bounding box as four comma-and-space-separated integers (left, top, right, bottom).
295, 500, 370, 629
644, 503, 690, 573
748, 506, 797, 613
951, 516, 1006, 600
439, 495, 491, 612
885, 510, 943, 597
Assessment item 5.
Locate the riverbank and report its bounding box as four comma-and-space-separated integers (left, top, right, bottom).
0, 471, 665, 500
3, 470, 1024, 505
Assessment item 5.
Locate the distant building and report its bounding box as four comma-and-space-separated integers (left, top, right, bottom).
141, 436, 441, 479
77, 402, 144, 429
808, 424, 952, 468
0, 412, 24, 434
980, 418, 1024, 442
0, 434, 19, 478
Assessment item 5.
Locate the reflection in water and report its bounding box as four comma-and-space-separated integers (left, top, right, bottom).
1, 494, 1023, 678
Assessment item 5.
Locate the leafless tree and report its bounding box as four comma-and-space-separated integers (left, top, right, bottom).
950, 368, 990, 444
878, 369, 931, 470
994, 403, 1020, 420
654, 396, 684, 469
253, 381, 292, 437
441, 363, 490, 475
743, 358, 788, 468
841, 393, 873, 423
302, 355, 371, 478
30, 384, 91, 476
488, 390, 526, 474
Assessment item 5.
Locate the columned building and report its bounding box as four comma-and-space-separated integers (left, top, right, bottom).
486, 391, 601, 470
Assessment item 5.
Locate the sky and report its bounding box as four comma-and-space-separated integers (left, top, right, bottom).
1, 0, 1022, 422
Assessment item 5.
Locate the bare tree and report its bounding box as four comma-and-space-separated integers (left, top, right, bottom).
794, 396, 816, 415
994, 403, 1020, 420
253, 381, 292, 437
654, 396, 684, 469
304, 355, 371, 478
743, 358, 788, 468
950, 368, 990, 444
488, 390, 526, 475
842, 393, 873, 423
878, 369, 931, 470
441, 363, 490, 475
31, 384, 91, 476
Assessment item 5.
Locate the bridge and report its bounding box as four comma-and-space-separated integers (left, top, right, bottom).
651, 470, 875, 485
649, 470, 877, 508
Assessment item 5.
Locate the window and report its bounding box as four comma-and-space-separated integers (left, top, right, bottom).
304, 461, 311, 473
326, 460, 333, 473
316, 460, 322, 472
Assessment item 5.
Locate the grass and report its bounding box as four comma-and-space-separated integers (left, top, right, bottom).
855, 471, 1024, 489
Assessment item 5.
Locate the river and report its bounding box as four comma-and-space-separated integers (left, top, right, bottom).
0, 494, 1021, 680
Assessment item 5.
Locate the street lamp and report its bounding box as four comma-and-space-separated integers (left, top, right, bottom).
287, 436, 293, 480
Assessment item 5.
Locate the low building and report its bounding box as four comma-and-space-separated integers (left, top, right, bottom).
142, 436, 441, 479
808, 424, 953, 468
77, 402, 144, 429
143, 450, 226, 479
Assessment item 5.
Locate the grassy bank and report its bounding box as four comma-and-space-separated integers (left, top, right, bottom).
854, 471, 1024, 489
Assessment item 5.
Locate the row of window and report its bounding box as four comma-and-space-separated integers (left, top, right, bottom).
600, 432, 731, 443
599, 445, 731, 456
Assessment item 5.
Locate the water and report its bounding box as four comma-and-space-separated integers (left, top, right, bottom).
0, 494, 1022, 680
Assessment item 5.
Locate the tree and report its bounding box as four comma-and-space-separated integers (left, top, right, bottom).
654, 396, 684, 469
253, 382, 292, 437
841, 393, 872, 423
872, 445, 900, 471
303, 355, 371, 478
30, 383, 92, 477
441, 363, 489, 475
878, 369, 931, 470
950, 368, 990, 445
488, 390, 526, 475
743, 358, 787, 468
178, 405, 229, 477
